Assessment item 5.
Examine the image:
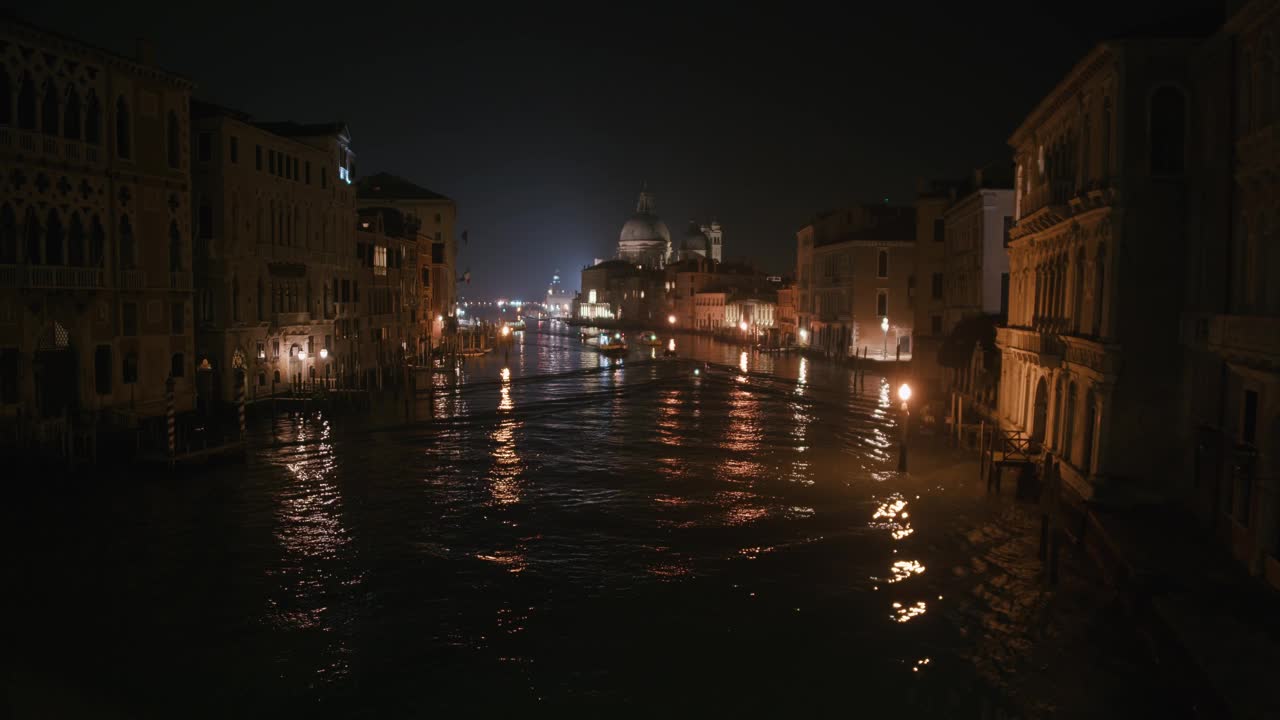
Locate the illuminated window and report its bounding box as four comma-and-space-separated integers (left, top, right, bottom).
588, 289, 597, 304
374, 245, 387, 276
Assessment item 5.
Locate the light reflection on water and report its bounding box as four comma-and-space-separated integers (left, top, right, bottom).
4, 327, 1157, 716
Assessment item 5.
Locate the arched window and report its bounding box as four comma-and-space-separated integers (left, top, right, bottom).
119, 215, 135, 270
1150, 86, 1186, 174
40, 79, 59, 136
23, 208, 40, 263
169, 220, 182, 272
84, 91, 100, 145
1241, 51, 1254, 134
0, 67, 11, 125
17, 72, 36, 130
0, 205, 15, 263
1093, 244, 1106, 336
115, 95, 131, 159
89, 215, 105, 268
1063, 382, 1078, 464
63, 87, 81, 140
166, 110, 180, 168
1081, 390, 1097, 474
45, 209, 64, 265
198, 199, 213, 240
1101, 98, 1112, 180
67, 213, 85, 267
876, 249, 888, 279
1073, 249, 1085, 333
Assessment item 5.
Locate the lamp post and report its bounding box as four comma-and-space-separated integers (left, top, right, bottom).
881, 316, 889, 360
898, 382, 912, 472
668, 314, 676, 327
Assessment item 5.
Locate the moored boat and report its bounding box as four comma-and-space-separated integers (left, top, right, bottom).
598, 332, 628, 357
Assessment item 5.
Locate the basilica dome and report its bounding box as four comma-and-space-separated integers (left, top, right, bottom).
617, 189, 671, 267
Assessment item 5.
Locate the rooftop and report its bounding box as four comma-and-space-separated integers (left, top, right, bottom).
357, 173, 451, 201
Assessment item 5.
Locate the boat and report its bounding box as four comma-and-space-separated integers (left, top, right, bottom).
639, 332, 662, 347
580, 327, 600, 340
505, 318, 526, 331
597, 332, 628, 357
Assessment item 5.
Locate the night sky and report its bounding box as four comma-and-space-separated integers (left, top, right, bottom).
26, 1, 1221, 299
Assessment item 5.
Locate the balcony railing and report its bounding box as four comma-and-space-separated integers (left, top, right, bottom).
0, 264, 104, 290
119, 269, 146, 291
274, 312, 313, 326
996, 326, 1064, 359
169, 270, 193, 291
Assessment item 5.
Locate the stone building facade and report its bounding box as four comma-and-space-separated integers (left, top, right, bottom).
190, 102, 357, 402
1180, 0, 1280, 583
998, 40, 1197, 503
796, 204, 916, 359
0, 19, 195, 446
356, 173, 457, 355
354, 207, 418, 387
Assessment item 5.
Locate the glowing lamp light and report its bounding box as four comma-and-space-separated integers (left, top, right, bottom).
739, 321, 749, 332
668, 314, 676, 325
898, 383, 912, 403
799, 328, 808, 342
437, 315, 444, 322
319, 348, 328, 360
694, 368, 700, 376
297, 350, 307, 360
502, 326, 511, 337
881, 317, 890, 333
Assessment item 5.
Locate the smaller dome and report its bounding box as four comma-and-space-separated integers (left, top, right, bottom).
680, 222, 709, 254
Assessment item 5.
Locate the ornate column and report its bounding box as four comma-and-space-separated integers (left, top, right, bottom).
1044, 368, 1059, 452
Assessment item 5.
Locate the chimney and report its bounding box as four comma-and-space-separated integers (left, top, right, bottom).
135, 38, 155, 66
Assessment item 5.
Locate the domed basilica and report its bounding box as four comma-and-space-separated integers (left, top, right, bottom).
616, 187, 722, 267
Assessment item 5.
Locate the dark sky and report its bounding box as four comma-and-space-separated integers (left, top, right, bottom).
23, 0, 1221, 298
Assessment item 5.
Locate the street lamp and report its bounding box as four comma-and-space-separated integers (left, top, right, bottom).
898, 382, 912, 472
881, 316, 890, 359
668, 314, 676, 326
739, 321, 748, 332
319, 348, 328, 360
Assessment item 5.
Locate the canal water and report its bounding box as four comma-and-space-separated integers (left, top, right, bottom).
4, 325, 1183, 717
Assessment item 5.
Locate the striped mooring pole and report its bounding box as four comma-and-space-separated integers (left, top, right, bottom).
165, 376, 176, 467
237, 370, 247, 440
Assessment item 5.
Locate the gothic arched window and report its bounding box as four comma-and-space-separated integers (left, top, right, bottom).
119, 215, 135, 269
166, 110, 180, 168
84, 91, 101, 145
17, 72, 36, 130
45, 209, 64, 265
63, 87, 81, 140
23, 207, 40, 263
67, 213, 85, 267
89, 215, 105, 268
40, 79, 59, 136
0, 205, 15, 263
169, 220, 183, 272
115, 95, 131, 159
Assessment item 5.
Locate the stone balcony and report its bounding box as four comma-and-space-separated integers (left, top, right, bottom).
0, 127, 103, 167
169, 271, 193, 291
1184, 312, 1280, 366
0, 264, 104, 290
996, 325, 1064, 364
1061, 335, 1122, 378
119, 269, 146, 291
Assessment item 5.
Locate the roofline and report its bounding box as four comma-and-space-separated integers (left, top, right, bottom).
1008, 43, 1113, 147
1, 13, 195, 89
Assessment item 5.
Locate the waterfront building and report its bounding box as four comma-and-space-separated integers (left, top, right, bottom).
911, 180, 962, 392
693, 288, 728, 331
354, 207, 418, 387
579, 259, 664, 324
189, 101, 356, 402
1180, 0, 1280, 583
775, 282, 798, 346
663, 256, 719, 329
355, 173, 458, 352
998, 38, 1199, 504
795, 204, 916, 359
701, 221, 723, 263
546, 269, 573, 317
0, 18, 195, 451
